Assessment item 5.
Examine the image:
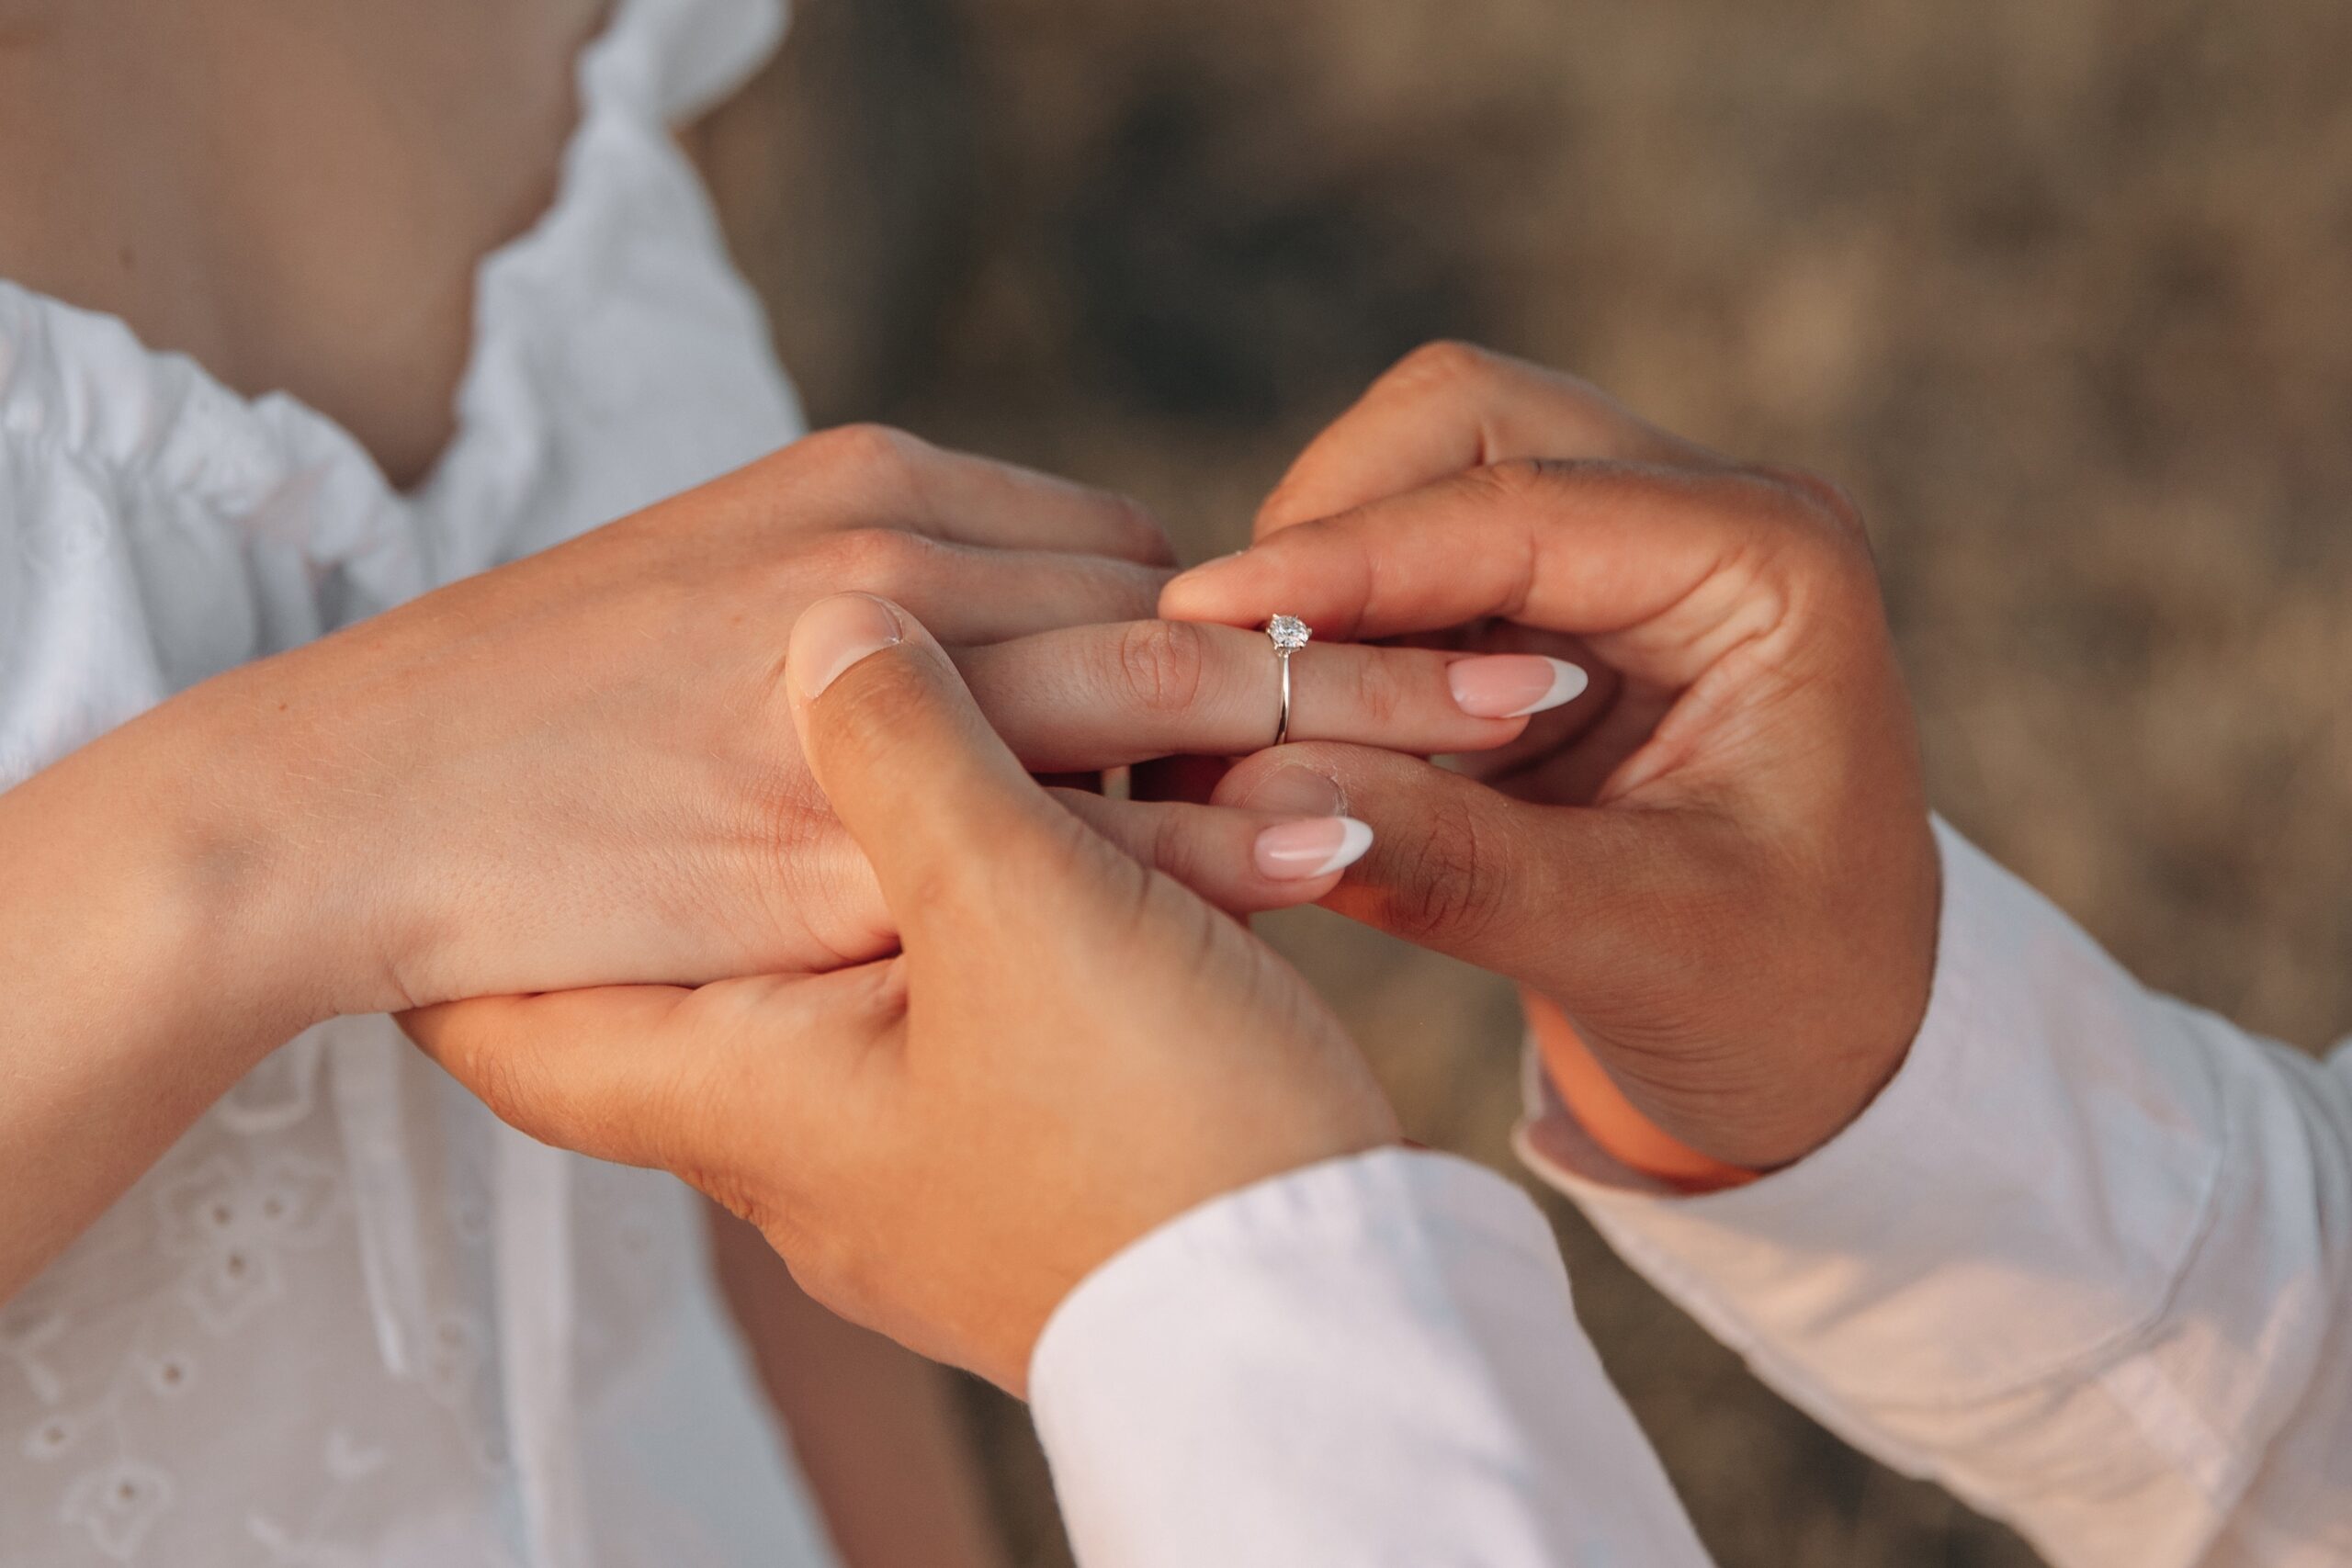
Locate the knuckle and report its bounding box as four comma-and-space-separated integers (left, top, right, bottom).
800, 422, 928, 481
1390, 338, 1498, 393
1711, 468, 1876, 585
817, 525, 935, 592
1347, 653, 1408, 729
1772, 490, 1882, 600
1382, 797, 1507, 950
1459, 455, 1558, 507
1114, 619, 1210, 715
1760, 462, 1866, 537
1148, 805, 1205, 885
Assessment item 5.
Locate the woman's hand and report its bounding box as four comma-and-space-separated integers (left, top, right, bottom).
405, 594, 1397, 1393
1159, 344, 1941, 1176
131, 423, 1546, 1023
0, 423, 1544, 1297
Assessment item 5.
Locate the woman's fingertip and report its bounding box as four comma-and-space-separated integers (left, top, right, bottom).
1447, 654, 1589, 719
1254, 816, 1375, 881
1324, 817, 1375, 874
1527, 656, 1591, 714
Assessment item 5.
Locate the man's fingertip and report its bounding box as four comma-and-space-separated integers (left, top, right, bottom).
790, 592, 906, 701
1227, 763, 1346, 818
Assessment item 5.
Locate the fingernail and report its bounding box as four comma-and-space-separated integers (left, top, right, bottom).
1255, 817, 1374, 880
792, 592, 903, 698
1233, 764, 1344, 817
1447, 655, 1589, 719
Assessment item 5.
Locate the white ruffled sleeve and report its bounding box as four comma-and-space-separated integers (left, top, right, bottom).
1, 427, 265, 787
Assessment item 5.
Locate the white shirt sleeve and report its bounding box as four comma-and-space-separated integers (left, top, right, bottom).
1026, 1147, 1718, 1568
1521, 820, 2352, 1567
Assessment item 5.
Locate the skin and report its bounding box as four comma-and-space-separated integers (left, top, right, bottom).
0, 6, 1023, 1555
0, 0, 607, 487
399, 352, 1944, 1403
407, 594, 1401, 1393
0, 424, 1531, 1293
1159, 342, 1944, 1178
2, 0, 1930, 1515
0, 11, 1499, 1555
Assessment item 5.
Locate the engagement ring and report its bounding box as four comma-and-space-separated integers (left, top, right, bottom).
1266, 615, 1311, 746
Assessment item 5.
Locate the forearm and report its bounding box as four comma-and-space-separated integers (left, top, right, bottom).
0, 700, 322, 1297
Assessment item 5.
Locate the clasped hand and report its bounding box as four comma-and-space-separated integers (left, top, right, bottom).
411, 344, 1944, 1393
123, 423, 1550, 1029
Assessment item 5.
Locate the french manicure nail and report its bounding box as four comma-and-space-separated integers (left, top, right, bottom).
1234, 764, 1345, 817
1447, 655, 1589, 719
792, 592, 903, 698
1254, 817, 1375, 881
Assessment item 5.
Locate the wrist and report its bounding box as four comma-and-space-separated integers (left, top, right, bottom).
1528, 987, 1925, 1180
1527, 808, 1940, 1177
1523, 991, 1757, 1191
0, 704, 341, 1291
0, 778, 285, 1147
51, 684, 376, 1045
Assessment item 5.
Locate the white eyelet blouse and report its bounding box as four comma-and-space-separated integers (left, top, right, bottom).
0, 3, 841, 1564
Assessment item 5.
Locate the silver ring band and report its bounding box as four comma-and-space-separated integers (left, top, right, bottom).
1266, 615, 1311, 748
1275, 647, 1295, 747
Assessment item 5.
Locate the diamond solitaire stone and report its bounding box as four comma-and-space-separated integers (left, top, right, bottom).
1267, 615, 1312, 652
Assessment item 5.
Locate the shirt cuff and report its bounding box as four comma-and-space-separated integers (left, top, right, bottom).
1518, 818, 2225, 1404
1027, 1147, 1712, 1568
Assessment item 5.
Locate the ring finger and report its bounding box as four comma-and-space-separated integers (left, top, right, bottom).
957, 621, 1589, 773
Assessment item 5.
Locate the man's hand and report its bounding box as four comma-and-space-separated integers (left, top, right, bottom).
1160, 344, 1941, 1175
404, 594, 1398, 1393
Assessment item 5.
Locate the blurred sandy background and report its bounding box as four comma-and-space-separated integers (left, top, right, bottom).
697, 2, 2352, 1562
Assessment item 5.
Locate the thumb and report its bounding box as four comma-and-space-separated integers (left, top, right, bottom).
786, 592, 1064, 928
1213, 742, 1736, 992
